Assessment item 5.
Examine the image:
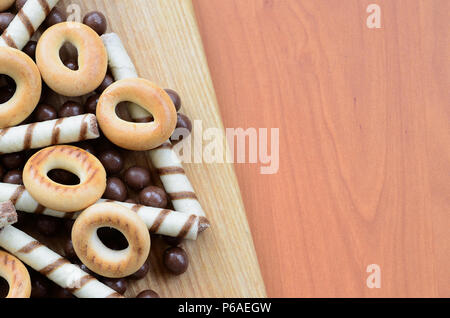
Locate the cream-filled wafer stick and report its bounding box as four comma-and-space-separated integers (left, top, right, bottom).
101, 33, 151, 121
149, 141, 206, 216
0, 183, 210, 240
0, 183, 79, 219
104, 200, 210, 240
0, 226, 123, 298
0, 114, 99, 154
0, 201, 17, 228
101, 33, 206, 217
0, 0, 60, 50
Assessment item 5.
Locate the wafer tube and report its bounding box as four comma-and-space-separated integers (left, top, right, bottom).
101, 33, 206, 217
0, 0, 60, 50
149, 142, 206, 216
0, 183, 210, 240
0, 114, 99, 154
0, 225, 123, 298
0, 200, 17, 228
101, 33, 151, 121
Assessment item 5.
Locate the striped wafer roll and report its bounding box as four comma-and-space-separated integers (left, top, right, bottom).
0, 183, 210, 240
101, 33, 206, 217
0, 226, 123, 298
0, 0, 60, 50
0, 200, 17, 228
101, 33, 151, 121
0, 114, 99, 154
149, 141, 206, 216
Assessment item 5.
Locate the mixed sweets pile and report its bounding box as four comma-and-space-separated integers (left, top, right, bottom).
0, 0, 209, 298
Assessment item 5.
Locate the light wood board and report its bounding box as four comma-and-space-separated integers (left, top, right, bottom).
35, 0, 266, 298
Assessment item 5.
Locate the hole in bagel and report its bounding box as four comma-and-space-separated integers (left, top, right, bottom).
59, 42, 79, 71
115, 102, 154, 123
47, 169, 80, 186
0, 277, 9, 298
0, 75, 16, 104
97, 227, 129, 251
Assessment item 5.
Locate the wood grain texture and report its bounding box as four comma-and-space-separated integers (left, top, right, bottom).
34, 0, 266, 298
194, 0, 450, 297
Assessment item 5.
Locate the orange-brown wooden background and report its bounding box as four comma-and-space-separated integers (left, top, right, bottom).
193, 0, 449, 297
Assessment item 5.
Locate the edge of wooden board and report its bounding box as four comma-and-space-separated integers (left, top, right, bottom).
59, 0, 266, 297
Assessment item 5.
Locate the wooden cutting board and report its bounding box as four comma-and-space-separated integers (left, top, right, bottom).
34, 0, 266, 298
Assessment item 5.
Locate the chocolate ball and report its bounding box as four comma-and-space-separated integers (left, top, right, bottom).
63, 219, 74, 233
63, 58, 78, 71
64, 239, 78, 262
47, 169, 79, 185
165, 89, 182, 112
97, 149, 124, 174
1, 152, 24, 169
0, 13, 14, 33
124, 166, 151, 191
36, 216, 60, 236
104, 177, 127, 202
102, 278, 127, 295
136, 290, 160, 298
52, 286, 74, 298
163, 235, 184, 247
128, 262, 149, 280
170, 113, 192, 143
3, 170, 22, 184
22, 40, 37, 60
0, 165, 3, 180
15, 0, 27, 11
14, 211, 34, 230
83, 11, 107, 35
85, 94, 100, 114
163, 247, 189, 275
139, 186, 168, 208
31, 275, 51, 298
77, 141, 96, 156
44, 8, 66, 28
96, 73, 114, 94
33, 104, 57, 122
58, 101, 84, 118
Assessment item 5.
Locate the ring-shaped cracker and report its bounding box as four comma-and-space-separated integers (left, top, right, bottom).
0, 47, 41, 128
23, 145, 106, 212
71, 202, 151, 278
96, 78, 177, 151
0, 250, 31, 298
36, 22, 107, 97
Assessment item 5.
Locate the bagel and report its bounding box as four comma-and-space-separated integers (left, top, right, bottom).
0, 250, 31, 298
72, 202, 151, 278
96, 78, 177, 151
0, 0, 14, 11
23, 145, 107, 212
0, 47, 41, 128
36, 22, 108, 97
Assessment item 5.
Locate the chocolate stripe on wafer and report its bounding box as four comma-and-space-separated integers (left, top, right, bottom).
1, 33, 17, 48
169, 192, 198, 201
0, 226, 124, 298
148, 209, 171, 233
37, 0, 51, 15
39, 257, 70, 276
0, 115, 99, 154
177, 214, 196, 238
17, 241, 42, 254
18, 10, 35, 37
157, 167, 185, 175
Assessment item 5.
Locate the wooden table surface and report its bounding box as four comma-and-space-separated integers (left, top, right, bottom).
194, 0, 450, 297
